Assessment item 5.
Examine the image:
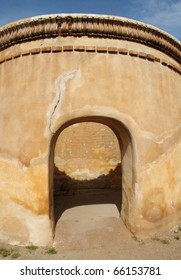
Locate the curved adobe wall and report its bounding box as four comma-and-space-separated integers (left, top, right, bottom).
0, 14, 180, 246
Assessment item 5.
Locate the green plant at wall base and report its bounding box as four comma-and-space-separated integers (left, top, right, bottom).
26, 244, 38, 251
152, 237, 170, 244
46, 247, 57, 254
178, 225, 181, 231
160, 239, 170, 244
0, 248, 13, 258
132, 235, 144, 244
174, 236, 180, 240
151, 237, 160, 241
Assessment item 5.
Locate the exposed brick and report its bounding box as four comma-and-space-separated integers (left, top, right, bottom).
63, 45, 74, 52
138, 52, 147, 59
97, 47, 107, 53
13, 52, 21, 59
0, 14, 180, 68
170, 64, 181, 74
154, 56, 160, 63
51, 46, 62, 52
5, 54, 12, 61
30, 48, 41, 55
21, 50, 30, 56
118, 48, 128, 55
0, 57, 5, 64
108, 47, 118, 54
129, 50, 138, 57
54, 122, 121, 181
74, 46, 85, 52
86, 46, 96, 52
41, 46, 51, 53
146, 54, 155, 61
168, 63, 175, 70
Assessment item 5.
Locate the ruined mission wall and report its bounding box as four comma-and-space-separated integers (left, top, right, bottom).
0, 14, 180, 246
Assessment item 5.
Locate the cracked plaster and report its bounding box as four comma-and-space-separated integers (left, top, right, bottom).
0, 14, 180, 245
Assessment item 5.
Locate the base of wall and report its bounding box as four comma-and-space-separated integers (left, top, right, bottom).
0, 197, 53, 246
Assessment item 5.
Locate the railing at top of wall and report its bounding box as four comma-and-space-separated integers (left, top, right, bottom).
0, 15, 181, 64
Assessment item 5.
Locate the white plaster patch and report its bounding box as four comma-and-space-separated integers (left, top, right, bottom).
0, 153, 27, 172
170, 200, 174, 208
68, 168, 105, 180
143, 142, 181, 173
0, 196, 52, 246
140, 122, 181, 145
30, 154, 48, 166
44, 69, 80, 136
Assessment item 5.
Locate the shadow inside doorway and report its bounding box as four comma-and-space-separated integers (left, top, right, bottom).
53, 163, 122, 224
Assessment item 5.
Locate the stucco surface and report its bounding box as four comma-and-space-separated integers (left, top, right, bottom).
0, 14, 180, 245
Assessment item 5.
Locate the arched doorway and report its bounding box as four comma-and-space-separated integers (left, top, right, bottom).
49, 116, 135, 245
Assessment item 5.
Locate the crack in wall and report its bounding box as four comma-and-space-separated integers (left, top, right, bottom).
49, 90, 61, 133
47, 70, 79, 134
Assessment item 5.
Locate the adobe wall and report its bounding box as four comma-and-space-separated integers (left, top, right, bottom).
0, 14, 180, 246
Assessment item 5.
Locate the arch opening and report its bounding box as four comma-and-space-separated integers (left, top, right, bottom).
49, 116, 135, 241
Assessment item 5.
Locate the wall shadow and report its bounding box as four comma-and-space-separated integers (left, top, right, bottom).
53, 163, 122, 223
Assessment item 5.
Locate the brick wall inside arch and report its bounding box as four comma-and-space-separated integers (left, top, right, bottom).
54, 122, 121, 181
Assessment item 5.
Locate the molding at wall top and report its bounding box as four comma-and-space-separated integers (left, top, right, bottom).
0, 14, 181, 64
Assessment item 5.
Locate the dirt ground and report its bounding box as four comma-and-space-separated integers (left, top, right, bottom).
0, 191, 181, 260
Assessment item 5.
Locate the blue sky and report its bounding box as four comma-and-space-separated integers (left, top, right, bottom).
0, 0, 180, 41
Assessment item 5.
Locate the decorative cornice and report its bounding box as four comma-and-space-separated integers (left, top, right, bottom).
0, 45, 180, 76
0, 14, 181, 64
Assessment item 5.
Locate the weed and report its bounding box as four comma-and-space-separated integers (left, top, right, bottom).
173, 225, 181, 234
178, 225, 181, 232
46, 247, 57, 254
132, 235, 139, 242
160, 239, 169, 244
174, 236, 180, 240
152, 237, 170, 244
0, 248, 13, 258
26, 244, 38, 251
132, 235, 144, 244
152, 237, 160, 241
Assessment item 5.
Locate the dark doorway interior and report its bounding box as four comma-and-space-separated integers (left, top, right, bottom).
53, 163, 122, 223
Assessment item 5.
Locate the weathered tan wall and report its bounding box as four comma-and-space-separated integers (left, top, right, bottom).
0, 15, 180, 245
